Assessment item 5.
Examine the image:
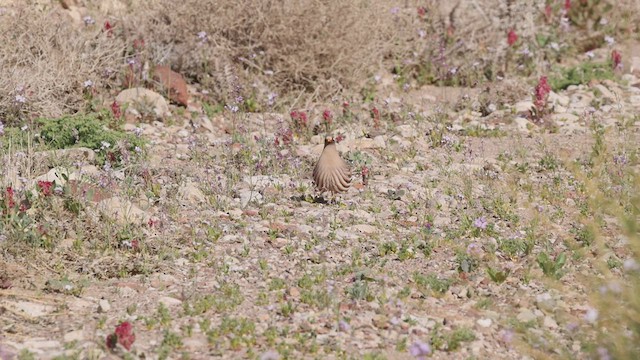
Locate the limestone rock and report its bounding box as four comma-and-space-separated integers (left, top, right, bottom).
115, 88, 170, 119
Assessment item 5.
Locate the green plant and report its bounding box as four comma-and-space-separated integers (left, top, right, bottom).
548, 62, 614, 91
537, 252, 566, 279
38, 111, 145, 165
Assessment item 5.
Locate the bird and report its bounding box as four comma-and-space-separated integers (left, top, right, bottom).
313, 136, 351, 195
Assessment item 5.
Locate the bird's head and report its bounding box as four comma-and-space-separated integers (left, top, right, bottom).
324, 136, 335, 147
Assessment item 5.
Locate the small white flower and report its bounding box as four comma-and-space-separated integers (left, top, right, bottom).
20, 125, 28, 131
449, 67, 457, 75
600, 18, 608, 26
83, 80, 94, 88
63, 284, 74, 291
15, 95, 26, 103
100, 141, 111, 149
267, 92, 277, 106
623, 258, 639, 272
197, 31, 207, 40
585, 51, 595, 59
418, 29, 426, 38
83, 16, 95, 25
134, 146, 142, 153
126, 58, 136, 66
0, 121, 4, 135
584, 307, 598, 323
264, 70, 274, 76
374, 75, 382, 83
549, 42, 560, 51
604, 36, 615, 46
521, 47, 531, 57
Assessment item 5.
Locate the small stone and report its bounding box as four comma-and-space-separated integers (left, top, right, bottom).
513, 117, 531, 132
228, 208, 243, 219
548, 91, 570, 107
238, 190, 263, 207
13, 301, 56, 317
178, 181, 206, 205
543, 316, 558, 329
372, 314, 389, 329
63, 330, 85, 343
630, 56, 640, 76
514, 101, 534, 113
98, 299, 111, 313
476, 318, 492, 328
551, 113, 579, 123
350, 224, 377, 234
288, 287, 300, 300
159, 296, 182, 307
396, 125, 417, 138
517, 308, 538, 323
96, 196, 149, 225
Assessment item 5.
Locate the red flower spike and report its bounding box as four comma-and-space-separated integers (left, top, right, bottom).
371, 107, 380, 119
564, 0, 571, 10
5, 187, 15, 208
534, 76, 551, 110
37, 181, 54, 197
107, 321, 136, 351
111, 101, 121, 119
611, 50, 622, 70
322, 110, 333, 124
417, 7, 426, 18
133, 38, 145, 51
104, 21, 113, 36
507, 29, 518, 47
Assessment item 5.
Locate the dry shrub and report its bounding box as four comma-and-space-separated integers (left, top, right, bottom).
120, 0, 396, 106
386, 0, 638, 88
0, 4, 125, 123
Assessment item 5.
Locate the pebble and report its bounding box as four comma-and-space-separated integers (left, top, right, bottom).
98, 299, 111, 313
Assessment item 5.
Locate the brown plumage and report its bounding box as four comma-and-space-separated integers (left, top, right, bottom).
313, 136, 351, 194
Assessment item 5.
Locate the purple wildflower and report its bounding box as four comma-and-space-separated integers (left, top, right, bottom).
473, 217, 488, 230
409, 341, 431, 359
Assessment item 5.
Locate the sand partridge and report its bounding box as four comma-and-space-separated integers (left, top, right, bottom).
313, 136, 351, 194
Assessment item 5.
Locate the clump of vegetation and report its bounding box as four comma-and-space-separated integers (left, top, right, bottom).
38, 111, 145, 165
548, 61, 615, 91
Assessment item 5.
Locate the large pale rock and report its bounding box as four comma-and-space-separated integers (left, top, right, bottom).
514, 101, 534, 114
115, 88, 170, 118
96, 196, 149, 225
178, 181, 206, 204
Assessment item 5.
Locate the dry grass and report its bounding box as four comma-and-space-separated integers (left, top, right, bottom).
119, 0, 395, 107
0, 4, 125, 123
0, 0, 638, 121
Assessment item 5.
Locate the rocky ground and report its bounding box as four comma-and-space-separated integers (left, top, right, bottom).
2, 44, 640, 360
